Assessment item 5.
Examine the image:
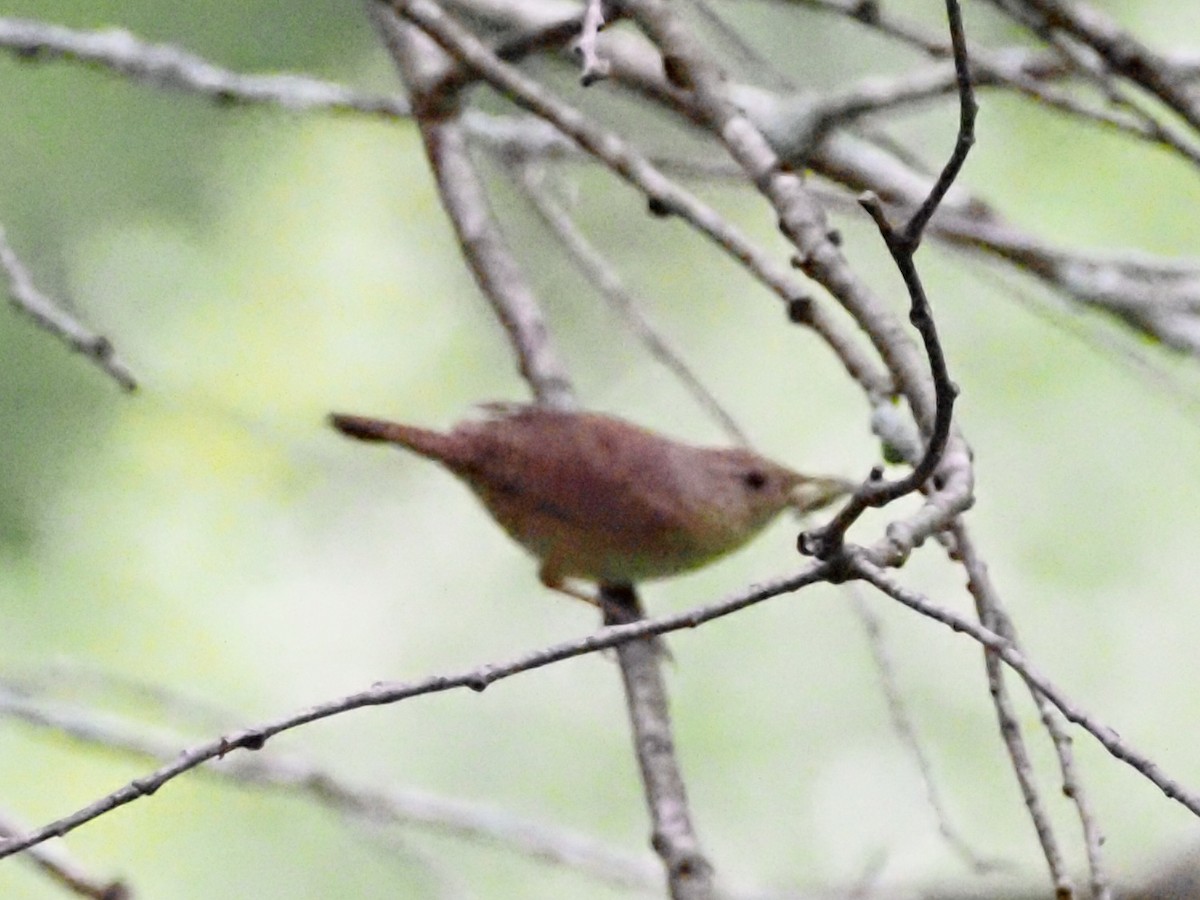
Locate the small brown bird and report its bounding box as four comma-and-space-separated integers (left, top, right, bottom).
329, 404, 851, 596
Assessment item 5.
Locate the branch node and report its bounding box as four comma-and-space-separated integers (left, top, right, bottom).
661, 54, 693, 90
785, 295, 813, 323
646, 195, 673, 218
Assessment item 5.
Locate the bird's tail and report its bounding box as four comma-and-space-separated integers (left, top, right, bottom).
328, 413, 465, 465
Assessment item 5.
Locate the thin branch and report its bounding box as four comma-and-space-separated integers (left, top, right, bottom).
919, 517, 1077, 895
612, 0, 975, 570
575, 0, 612, 85
602, 584, 713, 898
372, 6, 573, 408
772, 5, 1200, 169
23, 14, 1186, 368
0, 563, 831, 861
985, 0, 1200, 168
0, 16, 625, 166
951, 524, 1111, 899
0, 226, 137, 391
850, 555, 1200, 822
848, 587, 1003, 874
513, 164, 748, 445
9, 17, 1200, 309
1000, 0, 1200, 132
800, 0, 973, 559
390, 0, 790, 295
903, 0, 976, 245
4, 660, 244, 732
0, 688, 662, 893
382, 0, 892, 403
800, 52, 1158, 151
802, 175, 1200, 361
958, 577, 1074, 895
0, 808, 128, 900
0, 17, 411, 119
0, 549, 1178, 880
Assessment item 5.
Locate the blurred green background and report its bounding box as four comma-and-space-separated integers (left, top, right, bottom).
3, 1, 1200, 897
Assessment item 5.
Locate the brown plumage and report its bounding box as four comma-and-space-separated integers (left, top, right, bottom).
330, 404, 851, 589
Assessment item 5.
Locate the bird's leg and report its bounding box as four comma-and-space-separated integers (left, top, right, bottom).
538, 565, 599, 605
539, 566, 672, 660
538, 566, 643, 627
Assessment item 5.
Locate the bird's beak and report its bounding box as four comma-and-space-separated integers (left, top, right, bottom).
789, 476, 855, 515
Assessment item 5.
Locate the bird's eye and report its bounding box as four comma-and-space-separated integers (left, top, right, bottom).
743, 470, 767, 490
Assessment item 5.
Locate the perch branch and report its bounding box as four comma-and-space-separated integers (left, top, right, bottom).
0, 563, 832, 861
0, 688, 661, 893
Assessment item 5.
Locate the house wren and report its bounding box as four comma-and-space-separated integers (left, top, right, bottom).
329, 404, 851, 593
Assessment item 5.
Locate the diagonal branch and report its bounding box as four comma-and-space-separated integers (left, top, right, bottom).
0, 226, 137, 391
0, 688, 661, 893
0, 807, 128, 900
848, 586, 1002, 874
371, 8, 572, 408
997, 0, 1200, 132
0, 564, 831, 861
850, 556, 1200, 822
373, 5, 714, 895
381, 0, 893, 403
951, 523, 1111, 898
513, 164, 748, 445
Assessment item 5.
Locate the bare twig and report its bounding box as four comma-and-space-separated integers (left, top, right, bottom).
602, 584, 713, 898
951, 524, 1111, 899
848, 587, 1003, 874
965, 592, 1074, 895
1, 552, 1187, 886
985, 0, 1200, 168
800, 175, 1200, 361
0, 563, 832, 861
0, 808, 128, 900
3, 660, 243, 732
799, 0, 973, 559
0, 17, 410, 119
575, 0, 611, 85
513, 165, 748, 445
0, 227, 137, 391
612, 0, 975, 571
997, 0, 1200, 132
763, 5, 1200, 169
917, 517, 1077, 895
383, 0, 893, 403
18, 14, 1189, 365
850, 556, 1200, 822
9, 15, 1200, 329
0, 689, 662, 893
372, 7, 573, 408
0, 17, 623, 164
